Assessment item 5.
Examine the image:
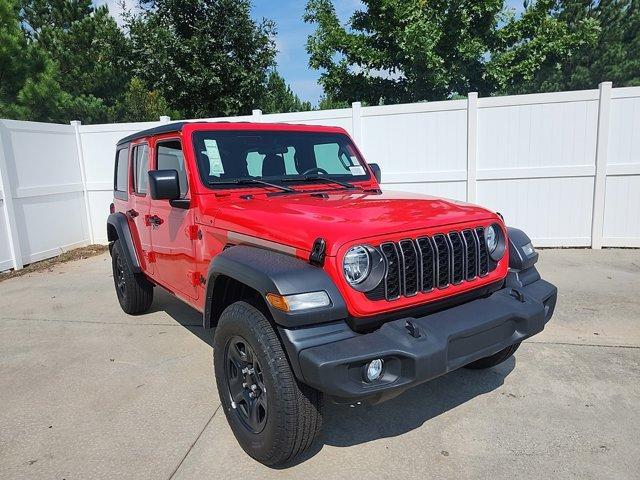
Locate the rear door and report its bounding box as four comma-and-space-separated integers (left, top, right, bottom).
148, 137, 198, 299
130, 142, 154, 275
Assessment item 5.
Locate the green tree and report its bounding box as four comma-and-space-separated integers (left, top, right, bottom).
486, 0, 600, 94
261, 71, 312, 113
304, 0, 504, 105
0, 0, 77, 122
304, 0, 638, 102
128, 0, 278, 118
317, 95, 350, 110
18, 0, 134, 122
116, 77, 182, 122
0, 0, 27, 105
521, 0, 640, 91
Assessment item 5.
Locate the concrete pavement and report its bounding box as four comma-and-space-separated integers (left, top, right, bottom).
1, 249, 639, 479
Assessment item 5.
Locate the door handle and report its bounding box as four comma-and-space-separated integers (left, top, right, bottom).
145, 215, 164, 227
126, 209, 139, 218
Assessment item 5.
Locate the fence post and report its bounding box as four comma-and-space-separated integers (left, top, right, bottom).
351, 102, 362, 148
466, 92, 478, 203
0, 123, 23, 270
159, 115, 171, 123
591, 81, 612, 249
252, 109, 262, 122
71, 120, 94, 244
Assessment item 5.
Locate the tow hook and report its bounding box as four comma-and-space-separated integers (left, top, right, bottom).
509, 288, 526, 303
405, 320, 421, 338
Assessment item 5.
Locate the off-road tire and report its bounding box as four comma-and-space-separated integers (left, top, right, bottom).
111, 239, 153, 314
464, 342, 521, 370
214, 301, 323, 466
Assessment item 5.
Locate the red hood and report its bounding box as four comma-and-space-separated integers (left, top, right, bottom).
198, 190, 498, 256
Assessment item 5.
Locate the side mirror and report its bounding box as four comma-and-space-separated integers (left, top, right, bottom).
149, 170, 180, 200
369, 163, 382, 183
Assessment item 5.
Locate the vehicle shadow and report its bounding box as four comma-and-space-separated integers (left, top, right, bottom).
152, 288, 515, 467
150, 289, 215, 347
285, 357, 515, 467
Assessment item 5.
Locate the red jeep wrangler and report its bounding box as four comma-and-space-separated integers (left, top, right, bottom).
108, 122, 556, 466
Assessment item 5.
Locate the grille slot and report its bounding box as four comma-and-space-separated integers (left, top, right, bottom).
433, 234, 450, 288
475, 227, 489, 276
462, 229, 478, 280
365, 226, 495, 302
448, 232, 465, 284
399, 240, 419, 296
416, 237, 434, 292
380, 242, 401, 300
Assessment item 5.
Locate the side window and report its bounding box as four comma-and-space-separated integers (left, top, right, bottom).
157, 140, 188, 197
132, 144, 149, 194
114, 148, 129, 194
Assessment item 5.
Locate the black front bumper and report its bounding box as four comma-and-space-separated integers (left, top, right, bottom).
279, 274, 557, 402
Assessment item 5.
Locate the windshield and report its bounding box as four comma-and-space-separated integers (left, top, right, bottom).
192, 130, 370, 188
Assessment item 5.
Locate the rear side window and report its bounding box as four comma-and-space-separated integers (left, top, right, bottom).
114, 148, 129, 198
132, 144, 149, 194
157, 140, 188, 197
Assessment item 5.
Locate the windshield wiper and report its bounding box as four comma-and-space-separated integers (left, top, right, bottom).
210, 178, 295, 193
282, 175, 359, 190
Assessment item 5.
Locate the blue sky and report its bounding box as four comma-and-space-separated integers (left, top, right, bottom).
98, 0, 524, 106
251, 0, 362, 105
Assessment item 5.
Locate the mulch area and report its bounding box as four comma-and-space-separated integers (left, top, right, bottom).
0, 245, 109, 282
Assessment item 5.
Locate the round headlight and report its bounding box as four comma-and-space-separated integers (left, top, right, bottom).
343, 246, 371, 285
486, 225, 498, 253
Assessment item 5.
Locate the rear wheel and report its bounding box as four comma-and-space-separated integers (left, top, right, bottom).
464, 342, 521, 370
214, 301, 323, 466
111, 239, 153, 314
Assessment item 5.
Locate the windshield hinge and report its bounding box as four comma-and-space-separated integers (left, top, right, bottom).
309, 238, 326, 267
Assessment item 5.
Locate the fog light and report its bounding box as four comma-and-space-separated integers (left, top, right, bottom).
364, 359, 384, 382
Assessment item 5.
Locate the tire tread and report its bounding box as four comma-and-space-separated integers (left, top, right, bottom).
214, 302, 322, 466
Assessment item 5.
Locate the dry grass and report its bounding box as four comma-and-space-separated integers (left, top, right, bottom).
0, 245, 109, 282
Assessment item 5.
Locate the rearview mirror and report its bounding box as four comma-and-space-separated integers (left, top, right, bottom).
369, 163, 381, 183
149, 170, 180, 201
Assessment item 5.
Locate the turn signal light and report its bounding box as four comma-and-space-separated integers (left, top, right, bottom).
266, 291, 331, 312
266, 293, 290, 312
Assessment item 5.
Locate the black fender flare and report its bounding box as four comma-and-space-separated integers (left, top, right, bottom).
203, 245, 348, 329
107, 213, 141, 274
505, 227, 540, 288
507, 227, 538, 271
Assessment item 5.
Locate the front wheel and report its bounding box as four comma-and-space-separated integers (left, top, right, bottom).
214, 301, 323, 466
464, 342, 521, 370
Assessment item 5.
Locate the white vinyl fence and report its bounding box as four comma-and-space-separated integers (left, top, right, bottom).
1, 82, 639, 271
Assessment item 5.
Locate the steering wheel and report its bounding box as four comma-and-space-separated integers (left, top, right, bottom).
302, 167, 329, 176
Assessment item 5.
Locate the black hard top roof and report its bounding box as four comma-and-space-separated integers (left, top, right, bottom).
116, 121, 189, 146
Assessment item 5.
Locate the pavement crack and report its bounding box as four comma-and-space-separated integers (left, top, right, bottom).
168, 404, 222, 480
0, 316, 201, 327
528, 340, 640, 350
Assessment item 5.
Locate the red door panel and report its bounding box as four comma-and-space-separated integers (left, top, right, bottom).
149, 138, 198, 300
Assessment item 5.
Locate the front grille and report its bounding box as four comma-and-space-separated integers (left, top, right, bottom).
366, 227, 494, 301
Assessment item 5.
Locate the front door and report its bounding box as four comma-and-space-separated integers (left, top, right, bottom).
149, 138, 198, 300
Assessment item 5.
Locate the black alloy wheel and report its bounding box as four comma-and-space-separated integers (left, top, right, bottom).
225, 336, 268, 434
115, 254, 127, 299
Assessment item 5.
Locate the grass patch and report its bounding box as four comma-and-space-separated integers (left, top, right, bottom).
0, 244, 109, 282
